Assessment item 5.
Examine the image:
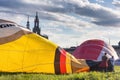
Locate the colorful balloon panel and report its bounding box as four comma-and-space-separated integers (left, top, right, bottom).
73, 39, 119, 61
0, 19, 89, 74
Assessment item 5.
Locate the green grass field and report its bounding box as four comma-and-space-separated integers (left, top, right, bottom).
0, 66, 120, 80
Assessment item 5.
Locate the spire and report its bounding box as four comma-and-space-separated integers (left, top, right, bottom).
26, 15, 30, 30
33, 12, 41, 35
35, 12, 39, 21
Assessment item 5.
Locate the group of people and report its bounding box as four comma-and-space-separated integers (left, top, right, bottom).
98, 53, 114, 72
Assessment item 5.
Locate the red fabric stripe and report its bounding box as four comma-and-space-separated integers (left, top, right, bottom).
80, 45, 103, 60
60, 49, 66, 74
73, 39, 105, 60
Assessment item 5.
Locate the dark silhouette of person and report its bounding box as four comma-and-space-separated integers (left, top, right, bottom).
108, 56, 114, 72
99, 53, 108, 72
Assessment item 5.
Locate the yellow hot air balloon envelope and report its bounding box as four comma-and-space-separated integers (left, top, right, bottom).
0, 19, 89, 74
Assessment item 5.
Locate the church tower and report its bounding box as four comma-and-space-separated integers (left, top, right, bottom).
33, 12, 41, 35
26, 15, 30, 30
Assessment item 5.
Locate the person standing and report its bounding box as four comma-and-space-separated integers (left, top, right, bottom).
109, 56, 114, 72
99, 53, 109, 72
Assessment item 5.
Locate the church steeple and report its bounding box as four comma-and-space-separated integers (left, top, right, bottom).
33, 12, 41, 35
26, 15, 30, 30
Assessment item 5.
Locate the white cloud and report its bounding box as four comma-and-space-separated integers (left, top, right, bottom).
22, 0, 48, 5
112, 0, 120, 7
96, 0, 104, 3
1, 0, 120, 27
0, 12, 26, 25
38, 11, 94, 31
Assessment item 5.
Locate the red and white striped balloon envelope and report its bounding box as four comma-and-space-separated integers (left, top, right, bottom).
73, 39, 119, 61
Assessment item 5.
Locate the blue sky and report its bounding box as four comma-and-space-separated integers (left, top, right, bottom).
0, 0, 120, 47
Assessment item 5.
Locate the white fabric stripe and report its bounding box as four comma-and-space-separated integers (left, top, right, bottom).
0, 22, 30, 38
0, 22, 14, 25
97, 42, 119, 61
97, 48, 104, 61
0, 26, 21, 38
104, 43, 119, 60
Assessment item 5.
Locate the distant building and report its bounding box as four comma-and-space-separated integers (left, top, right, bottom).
26, 16, 30, 30
26, 12, 48, 39
33, 12, 41, 35
112, 41, 120, 57
64, 46, 76, 54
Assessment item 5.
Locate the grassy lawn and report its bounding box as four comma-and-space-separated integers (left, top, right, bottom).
0, 66, 120, 80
